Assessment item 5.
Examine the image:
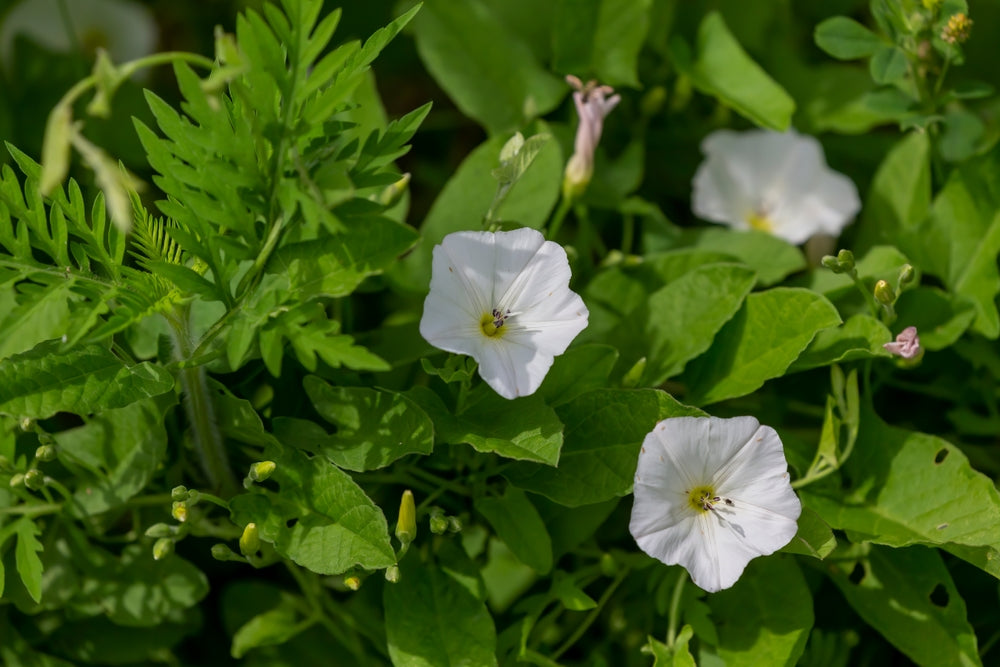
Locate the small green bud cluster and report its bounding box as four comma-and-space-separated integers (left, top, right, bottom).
428, 507, 463, 535
821, 249, 856, 274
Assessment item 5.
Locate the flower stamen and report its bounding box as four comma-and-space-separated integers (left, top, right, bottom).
480, 308, 510, 338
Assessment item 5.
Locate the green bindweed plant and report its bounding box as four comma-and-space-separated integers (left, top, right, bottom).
0, 0, 999, 665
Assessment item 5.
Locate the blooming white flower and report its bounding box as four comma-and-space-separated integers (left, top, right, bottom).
630, 415, 801, 593
692, 128, 861, 245
419, 228, 588, 400
1, 0, 158, 68
563, 75, 620, 199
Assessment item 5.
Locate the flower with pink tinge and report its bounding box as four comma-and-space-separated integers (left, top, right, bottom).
630, 416, 801, 593
563, 75, 620, 198
883, 326, 921, 359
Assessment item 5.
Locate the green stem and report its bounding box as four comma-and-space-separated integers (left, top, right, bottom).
0, 502, 62, 517
666, 570, 687, 647
848, 270, 881, 319
621, 213, 635, 254
552, 567, 629, 660
165, 307, 239, 496
546, 195, 573, 241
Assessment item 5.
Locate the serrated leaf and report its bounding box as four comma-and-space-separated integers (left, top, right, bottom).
683, 289, 841, 405
503, 389, 703, 506
384, 556, 498, 667
0, 341, 175, 419
670, 12, 795, 131
15, 518, 43, 603
826, 545, 981, 667
229, 446, 395, 574
814, 16, 884, 60
475, 487, 552, 573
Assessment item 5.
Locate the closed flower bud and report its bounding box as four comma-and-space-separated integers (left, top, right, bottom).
375, 173, 411, 208
447, 516, 463, 533
395, 490, 417, 547
429, 514, 449, 535
172, 501, 188, 523
144, 522, 173, 538
211, 543, 241, 562
941, 13, 973, 45
9, 472, 25, 488
171, 485, 189, 501
899, 264, 915, 285
152, 537, 174, 560
344, 576, 362, 591
39, 103, 73, 196
600, 553, 618, 577
821, 255, 841, 272
23, 469, 45, 490
239, 523, 260, 556
874, 279, 896, 306
384, 565, 401, 583
185, 489, 201, 505
836, 249, 855, 272
34, 444, 56, 462
249, 461, 276, 482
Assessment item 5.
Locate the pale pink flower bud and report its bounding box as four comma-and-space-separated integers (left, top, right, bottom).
883, 326, 921, 359
563, 75, 620, 198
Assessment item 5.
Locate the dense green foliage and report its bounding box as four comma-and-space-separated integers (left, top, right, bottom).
1, 0, 999, 664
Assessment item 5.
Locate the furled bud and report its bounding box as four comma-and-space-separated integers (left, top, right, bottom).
23, 469, 45, 490
385, 565, 401, 583
152, 538, 174, 560
39, 103, 74, 196
344, 576, 362, 591
171, 485, 189, 501
249, 461, 276, 483
34, 444, 56, 462
375, 173, 411, 208
145, 523, 174, 539
211, 543, 242, 562
395, 490, 417, 547
447, 516, 463, 533
874, 279, 896, 306
239, 523, 260, 556
9, 472, 25, 488
172, 501, 188, 523
836, 249, 855, 272
898, 264, 915, 286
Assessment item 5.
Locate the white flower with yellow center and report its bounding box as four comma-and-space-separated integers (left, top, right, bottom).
1, 0, 158, 67
630, 415, 801, 593
419, 228, 588, 400
691, 129, 861, 245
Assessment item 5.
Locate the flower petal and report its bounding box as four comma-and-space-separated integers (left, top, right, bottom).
475, 336, 553, 399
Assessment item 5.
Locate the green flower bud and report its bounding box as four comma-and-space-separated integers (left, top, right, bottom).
899, 264, 915, 286
836, 249, 855, 272
344, 576, 362, 591
384, 565, 401, 583
874, 279, 896, 306
172, 501, 188, 523
239, 523, 260, 556
249, 461, 276, 483
145, 523, 174, 539
152, 537, 174, 561
39, 103, 73, 197
171, 485, 189, 501
821, 255, 841, 272
621, 357, 646, 389
211, 543, 241, 562
34, 444, 56, 462
395, 490, 417, 547
375, 173, 411, 208
23, 469, 45, 491
9, 472, 25, 488
447, 516, 463, 533
185, 489, 201, 505
20, 417, 34, 432
429, 514, 449, 535
600, 553, 617, 577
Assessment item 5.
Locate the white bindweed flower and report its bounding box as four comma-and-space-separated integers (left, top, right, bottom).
420, 228, 588, 400
630, 415, 802, 593
1, 0, 158, 68
692, 129, 861, 245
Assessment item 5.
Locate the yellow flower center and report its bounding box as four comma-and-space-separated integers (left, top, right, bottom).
746, 212, 773, 232
687, 486, 735, 513
480, 309, 508, 338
